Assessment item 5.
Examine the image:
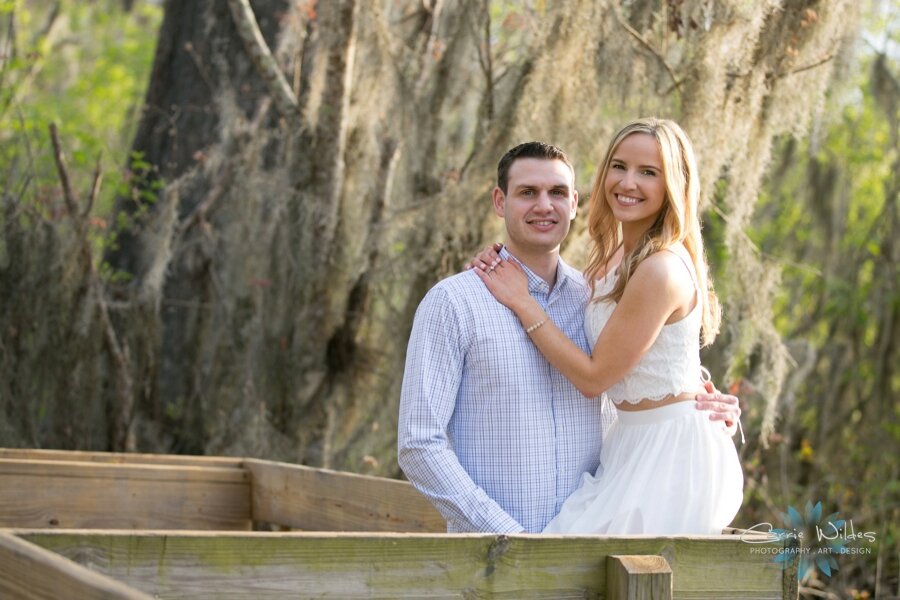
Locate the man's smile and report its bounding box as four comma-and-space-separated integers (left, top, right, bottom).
526, 218, 559, 229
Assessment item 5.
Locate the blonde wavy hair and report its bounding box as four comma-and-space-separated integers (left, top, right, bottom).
584, 117, 721, 346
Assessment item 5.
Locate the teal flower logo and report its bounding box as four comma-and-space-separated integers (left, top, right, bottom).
772, 501, 847, 579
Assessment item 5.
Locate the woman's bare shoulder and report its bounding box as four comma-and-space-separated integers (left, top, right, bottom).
629, 247, 693, 297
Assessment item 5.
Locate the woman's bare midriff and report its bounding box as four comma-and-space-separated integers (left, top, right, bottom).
613, 390, 702, 412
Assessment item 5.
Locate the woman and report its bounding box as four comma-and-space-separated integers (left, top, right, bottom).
474, 118, 743, 534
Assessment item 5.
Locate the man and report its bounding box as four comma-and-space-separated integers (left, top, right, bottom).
397, 142, 739, 533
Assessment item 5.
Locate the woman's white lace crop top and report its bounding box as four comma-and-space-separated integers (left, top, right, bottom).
584, 250, 703, 405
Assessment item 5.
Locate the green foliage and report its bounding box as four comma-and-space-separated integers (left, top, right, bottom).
740, 40, 899, 594
0, 0, 162, 453
0, 0, 162, 218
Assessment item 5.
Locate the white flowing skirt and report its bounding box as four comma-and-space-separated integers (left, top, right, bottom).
543, 401, 743, 535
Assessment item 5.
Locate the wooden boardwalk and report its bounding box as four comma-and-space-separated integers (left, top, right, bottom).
0, 448, 797, 599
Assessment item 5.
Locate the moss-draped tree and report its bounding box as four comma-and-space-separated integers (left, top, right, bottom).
89, 0, 858, 468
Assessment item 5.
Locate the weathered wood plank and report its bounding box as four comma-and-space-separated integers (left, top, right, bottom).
0, 459, 249, 481
244, 458, 445, 532
0, 532, 152, 599
0, 448, 242, 468
20, 531, 789, 599
607, 555, 673, 599
782, 537, 800, 600
0, 459, 251, 530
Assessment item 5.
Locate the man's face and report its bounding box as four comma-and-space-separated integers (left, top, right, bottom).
492, 158, 578, 257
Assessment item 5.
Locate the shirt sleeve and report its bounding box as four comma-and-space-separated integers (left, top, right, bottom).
397, 285, 524, 533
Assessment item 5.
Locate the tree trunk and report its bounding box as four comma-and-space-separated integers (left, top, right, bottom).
105, 0, 290, 453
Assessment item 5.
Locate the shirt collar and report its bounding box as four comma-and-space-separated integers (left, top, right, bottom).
500, 247, 576, 296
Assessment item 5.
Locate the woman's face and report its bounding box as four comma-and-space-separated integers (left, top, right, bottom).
603, 132, 667, 232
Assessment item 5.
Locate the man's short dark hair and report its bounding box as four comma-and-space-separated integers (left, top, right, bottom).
496, 142, 574, 194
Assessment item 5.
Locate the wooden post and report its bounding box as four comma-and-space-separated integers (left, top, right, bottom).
606, 555, 673, 600
782, 536, 800, 600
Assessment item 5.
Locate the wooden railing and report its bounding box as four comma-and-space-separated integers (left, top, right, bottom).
0, 449, 796, 599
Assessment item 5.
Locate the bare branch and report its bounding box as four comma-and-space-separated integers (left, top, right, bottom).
183, 41, 216, 94
175, 97, 270, 240
478, 0, 493, 122
790, 53, 834, 75
175, 176, 228, 240
0, 6, 18, 94
48, 122, 133, 450
773, 53, 835, 80
30, 1, 61, 49
613, 3, 681, 94
48, 122, 78, 216
413, 0, 446, 96
0, 2, 63, 121
84, 154, 103, 220
94, 275, 135, 452
226, 0, 300, 120
304, 0, 358, 255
